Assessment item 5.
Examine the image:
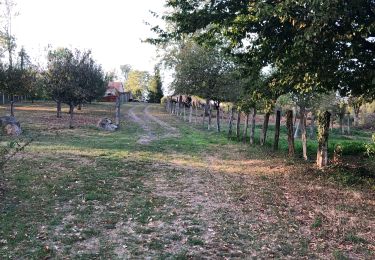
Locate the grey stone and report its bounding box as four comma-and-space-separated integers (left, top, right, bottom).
0, 116, 22, 136
97, 118, 118, 131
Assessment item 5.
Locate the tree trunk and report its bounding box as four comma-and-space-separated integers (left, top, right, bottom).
243, 113, 249, 143
208, 105, 212, 131
10, 95, 15, 117
189, 105, 193, 123
69, 103, 75, 129
347, 114, 351, 135
250, 108, 256, 145
115, 95, 121, 127
260, 112, 270, 146
183, 105, 186, 121
316, 111, 331, 168
293, 107, 297, 127
300, 106, 308, 160
273, 110, 281, 151
203, 100, 209, 127
340, 115, 345, 134
228, 107, 234, 137
294, 119, 300, 138
309, 114, 315, 139
195, 105, 198, 124
286, 110, 295, 157
56, 101, 62, 118
236, 110, 241, 140
354, 108, 360, 127
216, 104, 221, 132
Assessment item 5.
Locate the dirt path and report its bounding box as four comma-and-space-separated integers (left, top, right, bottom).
127, 104, 179, 144
120, 103, 375, 259
127, 105, 156, 144
2, 102, 374, 259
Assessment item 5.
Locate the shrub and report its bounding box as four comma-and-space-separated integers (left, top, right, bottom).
160, 96, 168, 105
364, 133, 375, 157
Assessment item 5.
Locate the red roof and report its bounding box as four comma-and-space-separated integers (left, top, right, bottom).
107, 82, 124, 93
104, 82, 124, 97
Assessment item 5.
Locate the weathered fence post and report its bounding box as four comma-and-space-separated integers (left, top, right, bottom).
250, 108, 256, 145
228, 107, 234, 137
216, 104, 221, 132
189, 105, 193, 123
236, 109, 241, 140
208, 104, 212, 130
260, 112, 270, 146
243, 113, 249, 143
115, 94, 122, 127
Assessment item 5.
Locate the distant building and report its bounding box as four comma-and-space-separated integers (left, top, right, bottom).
103, 82, 132, 102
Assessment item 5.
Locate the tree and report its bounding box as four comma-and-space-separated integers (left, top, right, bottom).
44, 48, 106, 128
171, 41, 240, 132
0, 48, 33, 116
348, 96, 364, 127
0, 1, 32, 116
24, 66, 47, 102
148, 66, 163, 103
150, 0, 374, 167
120, 64, 131, 82
125, 70, 150, 100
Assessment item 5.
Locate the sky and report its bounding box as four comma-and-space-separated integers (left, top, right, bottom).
11, 0, 166, 74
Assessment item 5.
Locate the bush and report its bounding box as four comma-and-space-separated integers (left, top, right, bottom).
364, 133, 375, 157
160, 96, 168, 105
333, 141, 366, 156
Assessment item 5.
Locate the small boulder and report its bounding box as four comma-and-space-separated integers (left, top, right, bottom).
97, 118, 118, 131
0, 116, 22, 136
4, 124, 22, 136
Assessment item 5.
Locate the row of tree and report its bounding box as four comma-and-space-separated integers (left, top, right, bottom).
0, 0, 108, 128
148, 0, 374, 167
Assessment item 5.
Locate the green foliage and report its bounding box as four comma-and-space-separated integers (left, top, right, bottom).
148, 67, 163, 103
151, 0, 375, 100
364, 134, 375, 157
125, 70, 150, 100
44, 48, 106, 106
160, 96, 168, 105
171, 40, 241, 103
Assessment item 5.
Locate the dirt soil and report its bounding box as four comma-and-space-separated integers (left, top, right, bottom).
0, 102, 374, 259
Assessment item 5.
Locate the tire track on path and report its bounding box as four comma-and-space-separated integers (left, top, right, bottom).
127, 104, 179, 145
144, 105, 180, 138
127, 105, 156, 144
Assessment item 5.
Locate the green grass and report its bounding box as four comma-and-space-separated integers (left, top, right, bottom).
0, 102, 374, 259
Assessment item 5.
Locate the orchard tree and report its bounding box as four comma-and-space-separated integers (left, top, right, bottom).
44, 48, 106, 128
172, 40, 239, 132
150, 0, 375, 167
0, 48, 33, 116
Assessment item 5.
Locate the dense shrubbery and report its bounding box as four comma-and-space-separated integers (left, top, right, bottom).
364, 134, 375, 157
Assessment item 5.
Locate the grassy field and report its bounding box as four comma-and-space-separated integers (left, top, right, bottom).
0, 101, 374, 259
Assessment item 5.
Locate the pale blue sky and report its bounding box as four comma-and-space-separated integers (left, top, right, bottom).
12, 0, 166, 73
